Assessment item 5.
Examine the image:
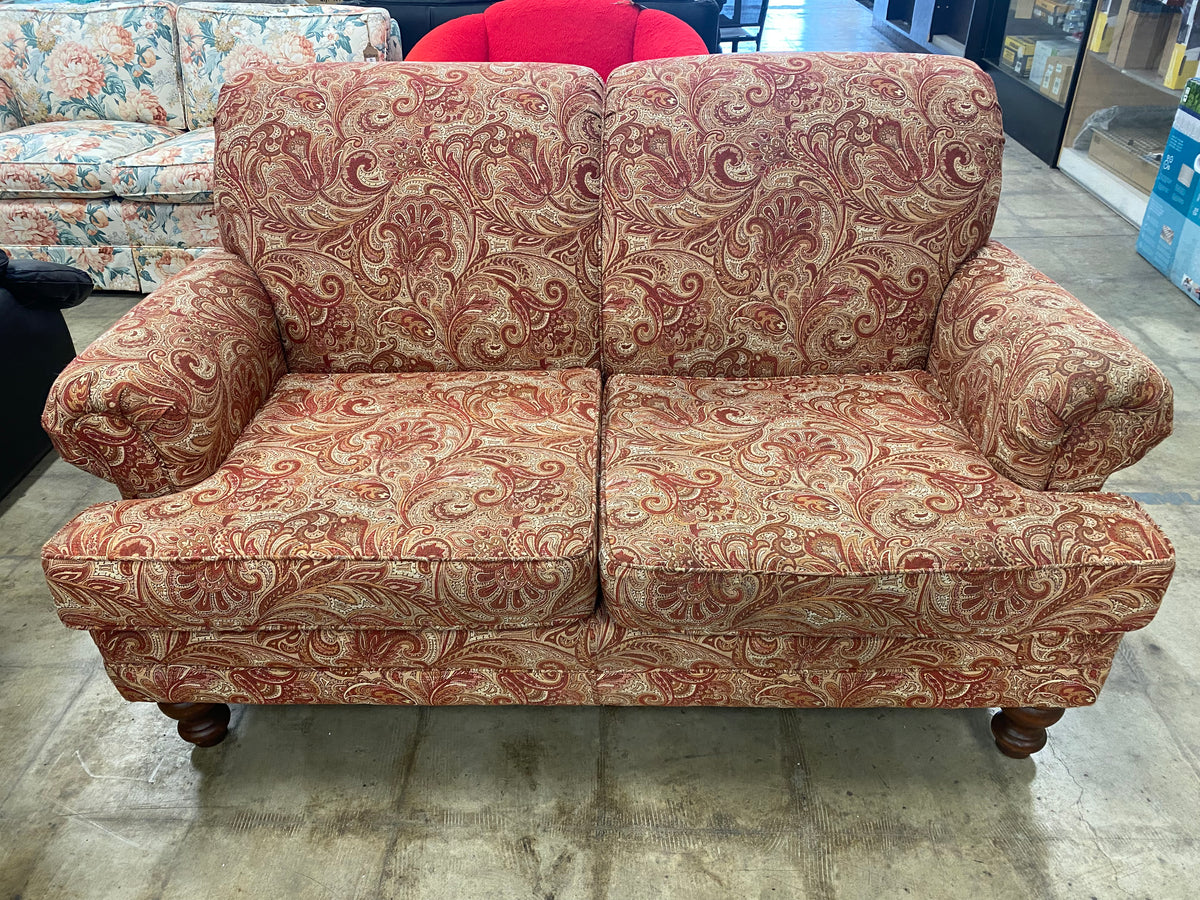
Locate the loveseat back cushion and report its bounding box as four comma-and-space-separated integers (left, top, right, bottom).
601, 52, 1004, 378
176, 3, 399, 130
214, 62, 603, 374
0, 1, 186, 128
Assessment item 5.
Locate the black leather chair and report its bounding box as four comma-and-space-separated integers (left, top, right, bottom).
0, 257, 92, 499
356, 0, 722, 55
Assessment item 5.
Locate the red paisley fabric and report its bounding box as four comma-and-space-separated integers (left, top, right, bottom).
37, 53, 1176, 718
928, 241, 1174, 491
41, 252, 286, 499
600, 372, 1173, 634
601, 52, 1003, 378
44, 369, 601, 630
214, 62, 603, 374
90, 614, 1118, 709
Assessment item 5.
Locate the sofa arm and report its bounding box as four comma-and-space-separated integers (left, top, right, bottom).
42, 252, 286, 499
0, 77, 22, 133
928, 241, 1173, 492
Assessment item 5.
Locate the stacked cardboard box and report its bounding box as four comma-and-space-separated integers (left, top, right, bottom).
1003, 35, 1039, 76
1162, 0, 1200, 87
1040, 57, 1078, 102
1091, 0, 1124, 53
1109, 0, 1180, 69
1136, 78, 1200, 306
1033, 0, 1072, 27
1032, 38, 1077, 83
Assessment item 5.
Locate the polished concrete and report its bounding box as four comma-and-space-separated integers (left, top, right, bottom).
3, 2, 1200, 898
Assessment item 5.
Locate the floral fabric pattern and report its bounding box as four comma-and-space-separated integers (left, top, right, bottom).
0, 1, 185, 127
113, 126, 214, 202
600, 372, 1174, 634
214, 62, 603, 373
601, 53, 1003, 378
0, 77, 22, 132
45, 368, 602, 631
0, 119, 179, 198
178, 3, 398, 129
123, 197, 219, 247
0, 196, 131, 245
43, 252, 286, 498
928, 241, 1175, 492
3, 242, 138, 290
136, 244, 219, 291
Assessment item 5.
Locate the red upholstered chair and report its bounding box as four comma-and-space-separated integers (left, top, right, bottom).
404, 0, 708, 79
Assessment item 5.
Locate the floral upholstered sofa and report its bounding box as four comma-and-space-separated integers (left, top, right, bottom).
0, 1, 399, 292
39, 54, 1176, 760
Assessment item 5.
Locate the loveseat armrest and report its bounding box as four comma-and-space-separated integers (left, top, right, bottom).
0, 77, 22, 133
42, 252, 286, 499
928, 241, 1172, 492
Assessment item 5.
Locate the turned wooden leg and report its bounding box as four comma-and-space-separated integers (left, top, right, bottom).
991, 706, 1065, 758
158, 702, 231, 747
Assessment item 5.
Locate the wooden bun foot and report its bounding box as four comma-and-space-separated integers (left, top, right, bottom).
991, 706, 1064, 758
158, 702, 231, 747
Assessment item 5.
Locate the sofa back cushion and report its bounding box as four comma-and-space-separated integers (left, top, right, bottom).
214, 62, 603, 373
177, 3, 399, 130
601, 53, 1003, 378
0, 0, 186, 128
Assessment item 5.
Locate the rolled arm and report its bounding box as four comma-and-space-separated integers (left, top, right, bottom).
42, 252, 286, 499
927, 241, 1173, 492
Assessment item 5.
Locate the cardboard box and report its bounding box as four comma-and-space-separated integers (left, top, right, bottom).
1002, 35, 1039, 77
1014, 0, 1036, 17
1039, 57, 1078, 103
1110, 3, 1178, 70
1163, 0, 1200, 87
1033, 0, 1072, 27
1031, 39, 1076, 85
1137, 79, 1200, 292
1091, 6, 1121, 54
1088, 125, 1167, 192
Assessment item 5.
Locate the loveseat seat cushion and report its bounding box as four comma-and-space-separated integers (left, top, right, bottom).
600, 52, 1003, 378
177, 3, 399, 130
214, 62, 603, 374
0, 120, 180, 199
44, 368, 601, 631
0, 0, 186, 128
113, 127, 214, 203
599, 372, 1175, 636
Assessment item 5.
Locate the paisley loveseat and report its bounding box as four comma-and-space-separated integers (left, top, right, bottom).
0, 1, 399, 292
40, 54, 1175, 759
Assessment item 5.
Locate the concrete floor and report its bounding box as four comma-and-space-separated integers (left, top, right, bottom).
3, 2, 1200, 898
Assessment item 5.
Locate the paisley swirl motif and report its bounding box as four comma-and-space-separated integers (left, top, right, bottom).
39, 53, 1175, 720
599, 372, 1174, 634
41, 252, 286, 499
601, 53, 1003, 378
102, 660, 1111, 710
214, 62, 603, 373
45, 369, 601, 630
928, 241, 1174, 491
89, 616, 1119, 674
